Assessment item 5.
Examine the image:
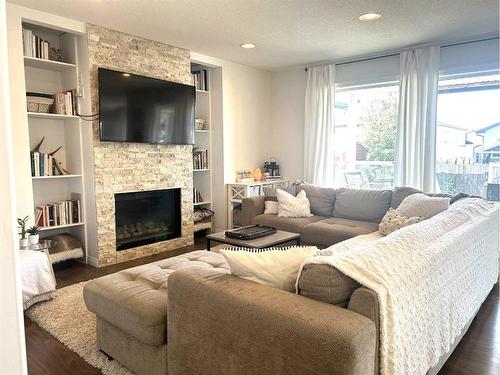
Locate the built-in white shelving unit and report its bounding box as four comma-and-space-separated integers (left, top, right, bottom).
22, 21, 88, 260
191, 63, 213, 232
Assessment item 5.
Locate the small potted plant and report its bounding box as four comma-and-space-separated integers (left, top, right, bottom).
17, 216, 29, 247
27, 226, 40, 245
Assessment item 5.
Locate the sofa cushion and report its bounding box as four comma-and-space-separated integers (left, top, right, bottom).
333, 188, 392, 223
83, 250, 229, 346
297, 263, 360, 307
299, 183, 336, 216
301, 217, 379, 247
391, 186, 423, 208
254, 214, 325, 233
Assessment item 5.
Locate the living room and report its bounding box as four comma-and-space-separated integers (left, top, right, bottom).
0, 1, 499, 375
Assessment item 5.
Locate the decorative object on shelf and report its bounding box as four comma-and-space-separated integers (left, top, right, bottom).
264, 157, 281, 179
26, 92, 54, 113
237, 170, 254, 183
195, 118, 206, 130
18, 216, 29, 247
49, 47, 63, 62
27, 226, 40, 245
194, 208, 214, 232
252, 168, 263, 181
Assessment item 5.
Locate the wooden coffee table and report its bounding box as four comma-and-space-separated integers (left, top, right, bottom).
206, 227, 301, 251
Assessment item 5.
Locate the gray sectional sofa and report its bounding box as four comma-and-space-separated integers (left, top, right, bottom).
241, 185, 419, 247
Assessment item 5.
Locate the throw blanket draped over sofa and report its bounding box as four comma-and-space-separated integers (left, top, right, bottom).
299, 198, 499, 375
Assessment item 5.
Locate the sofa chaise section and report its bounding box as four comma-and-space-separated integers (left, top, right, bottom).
167, 267, 377, 375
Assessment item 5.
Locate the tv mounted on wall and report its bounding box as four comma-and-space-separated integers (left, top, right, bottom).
98, 68, 195, 145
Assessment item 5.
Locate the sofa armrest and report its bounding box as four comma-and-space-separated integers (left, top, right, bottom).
240, 196, 265, 226
168, 267, 376, 375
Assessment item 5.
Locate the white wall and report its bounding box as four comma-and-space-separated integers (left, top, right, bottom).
0, 1, 28, 373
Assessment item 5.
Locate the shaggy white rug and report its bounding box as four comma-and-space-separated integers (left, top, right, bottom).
26, 282, 134, 375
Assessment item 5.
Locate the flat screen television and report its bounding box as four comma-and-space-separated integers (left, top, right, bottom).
98, 68, 195, 145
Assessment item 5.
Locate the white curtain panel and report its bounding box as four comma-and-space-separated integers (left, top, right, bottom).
395, 46, 440, 192
304, 64, 336, 186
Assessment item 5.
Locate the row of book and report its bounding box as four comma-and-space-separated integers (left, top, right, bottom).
30, 151, 64, 177
35, 200, 81, 227
22, 28, 50, 60
193, 189, 205, 204
193, 148, 209, 170
192, 70, 208, 91
54, 90, 78, 116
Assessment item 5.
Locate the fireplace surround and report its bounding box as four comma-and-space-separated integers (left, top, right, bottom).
115, 189, 181, 251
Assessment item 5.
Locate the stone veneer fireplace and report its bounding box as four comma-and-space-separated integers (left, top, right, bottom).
115, 189, 181, 251
87, 24, 194, 266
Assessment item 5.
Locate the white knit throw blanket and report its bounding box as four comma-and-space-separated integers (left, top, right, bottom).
300, 198, 499, 375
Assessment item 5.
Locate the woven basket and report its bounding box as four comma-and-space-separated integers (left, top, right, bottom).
27, 96, 54, 113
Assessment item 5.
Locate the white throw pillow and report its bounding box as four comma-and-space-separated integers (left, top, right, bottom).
277, 189, 313, 218
397, 193, 450, 219
264, 200, 279, 215
378, 208, 422, 235
220, 246, 318, 292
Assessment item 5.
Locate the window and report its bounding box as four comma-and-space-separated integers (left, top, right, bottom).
436, 74, 500, 201
334, 84, 399, 189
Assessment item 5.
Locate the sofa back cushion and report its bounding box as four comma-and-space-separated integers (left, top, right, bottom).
333, 188, 392, 223
297, 263, 360, 307
299, 183, 336, 216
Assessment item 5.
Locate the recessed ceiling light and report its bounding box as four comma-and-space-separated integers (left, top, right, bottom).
240, 43, 256, 49
359, 13, 382, 22
122, 73, 131, 77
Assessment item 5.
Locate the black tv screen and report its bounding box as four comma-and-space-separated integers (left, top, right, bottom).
98, 68, 195, 145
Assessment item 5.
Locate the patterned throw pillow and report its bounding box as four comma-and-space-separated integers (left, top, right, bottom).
220, 246, 319, 291
264, 200, 279, 214
378, 208, 422, 235
277, 189, 313, 218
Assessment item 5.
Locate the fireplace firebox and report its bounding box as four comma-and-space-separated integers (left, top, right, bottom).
114, 189, 181, 251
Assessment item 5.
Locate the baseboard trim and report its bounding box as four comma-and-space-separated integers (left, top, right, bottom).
87, 255, 98, 267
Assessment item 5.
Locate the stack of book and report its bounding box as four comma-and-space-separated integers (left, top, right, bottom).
193, 148, 208, 169
36, 200, 81, 227
30, 151, 57, 177
192, 70, 208, 91
22, 28, 50, 60
53, 90, 78, 115
193, 189, 204, 204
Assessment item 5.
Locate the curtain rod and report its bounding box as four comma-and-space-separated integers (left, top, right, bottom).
304, 36, 499, 71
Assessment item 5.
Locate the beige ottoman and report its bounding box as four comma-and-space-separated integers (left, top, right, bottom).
83, 250, 229, 375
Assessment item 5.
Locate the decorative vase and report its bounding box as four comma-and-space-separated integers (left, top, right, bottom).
28, 234, 39, 245
20, 238, 28, 247
252, 168, 263, 181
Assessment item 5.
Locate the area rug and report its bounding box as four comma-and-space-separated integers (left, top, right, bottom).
25, 282, 134, 375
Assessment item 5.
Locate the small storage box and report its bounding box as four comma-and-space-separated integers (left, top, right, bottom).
26, 95, 54, 113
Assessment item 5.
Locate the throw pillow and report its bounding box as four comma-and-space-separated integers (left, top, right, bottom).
264, 200, 279, 215
263, 184, 297, 197
378, 208, 422, 235
220, 246, 319, 291
277, 189, 313, 218
397, 193, 450, 219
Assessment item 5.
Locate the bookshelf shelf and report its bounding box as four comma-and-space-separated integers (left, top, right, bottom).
28, 112, 79, 120
32, 174, 82, 180
195, 129, 210, 133
196, 89, 209, 94
39, 222, 84, 232
194, 201, 211, 206
24, 56, 77, 71
193, 169, 210, 172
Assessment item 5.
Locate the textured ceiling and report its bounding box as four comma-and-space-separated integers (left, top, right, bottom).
8, 0, 500, 71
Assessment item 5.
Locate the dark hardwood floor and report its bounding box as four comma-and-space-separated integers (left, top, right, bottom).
24, 237, 499, 375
